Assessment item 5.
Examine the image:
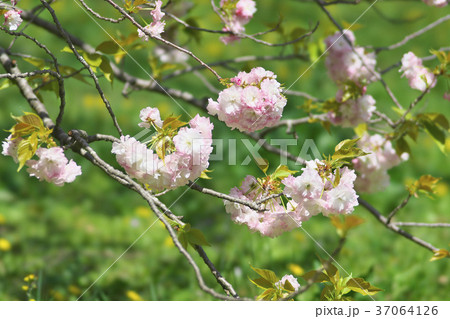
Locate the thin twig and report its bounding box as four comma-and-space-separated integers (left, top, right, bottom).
393, 222, 450, 228
358, 198, 438, 252
386, 194, 411, 224
374, 14, 450, 53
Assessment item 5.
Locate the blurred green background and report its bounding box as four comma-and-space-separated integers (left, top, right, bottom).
0, 0, 449, 301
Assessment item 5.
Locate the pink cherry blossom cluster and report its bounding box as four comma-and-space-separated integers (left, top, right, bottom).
352, 133, 409, 193
275, 274, 300, 292
325, 31, 377, 86
112, 107, 214, 192
328, 91, 376, 128
207, 67, 287, 132
224, 175, 303, 238
219, 0, 256, 45
399, 52, 436, 92
4, 9, 22, 31
1, 134, 21, 163
283, 160, 359, 221
225, 160, 359, 238
138, 0, 165, 40
422, 0, 448, 7
2, 135, 82, 186
26, 147, 82, 187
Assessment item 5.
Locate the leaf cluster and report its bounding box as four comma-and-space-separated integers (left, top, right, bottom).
249, 266, 297, 301
7, 112, 55, 171
302, 259, 382, 301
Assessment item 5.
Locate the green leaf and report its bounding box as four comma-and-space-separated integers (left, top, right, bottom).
354, 123, 367, 137
301, 270, 329, 283
418, 113, 449, 130
22, 57, 46, 69
0, 79, 12, 90
316, 256, 339, 283
421, 119, 446, 145
199, 169, 213, 179
395, 137, 410, 156
177, 231, 188, 250
186, 228, 211, 247
331, 138, 368, 167
250, 266, 279, 285
82, 52, 103, 71
61, 46, 73, 53
184, 18, 202, 44
96, 41, 123, 55
249, 277, 274, 289
17, 139, 35, 171
430, 49, 448, 65
12, 112, 44, 128
270, 165, 297, 181
283, 279, 296, 292
162, 116, 187, 131
320, 284, 334, 301
346, 277, 383, 296
99, 56, 113, 83
334, 138, 358, 153
58, 66, 89, 84
256, 288, 276, 301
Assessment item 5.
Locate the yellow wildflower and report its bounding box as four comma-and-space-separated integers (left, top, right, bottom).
288, 263, 305, 276
126, 290, 143, 301
0, 238, 11, 251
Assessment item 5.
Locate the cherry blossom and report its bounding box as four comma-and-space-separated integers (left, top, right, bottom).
225, 159, 359, 238
219, 0, 256, 45
4, 9, 22, 31
275, 274, 300, 292
325, 31, 377, 86
138, 0, 165, 40
1, 134, 22, 163
138, 106, 163, 128
112, 109, 214, 192
283, 160, 359, 219
328, 93, 376, 128
224, 175, 303, 238
352, 133, 409, 193
399, 52, 436, 92
26, 147, 82, 186
207, 67, 286, 132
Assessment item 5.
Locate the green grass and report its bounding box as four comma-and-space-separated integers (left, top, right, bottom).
0, 0, 449, 300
